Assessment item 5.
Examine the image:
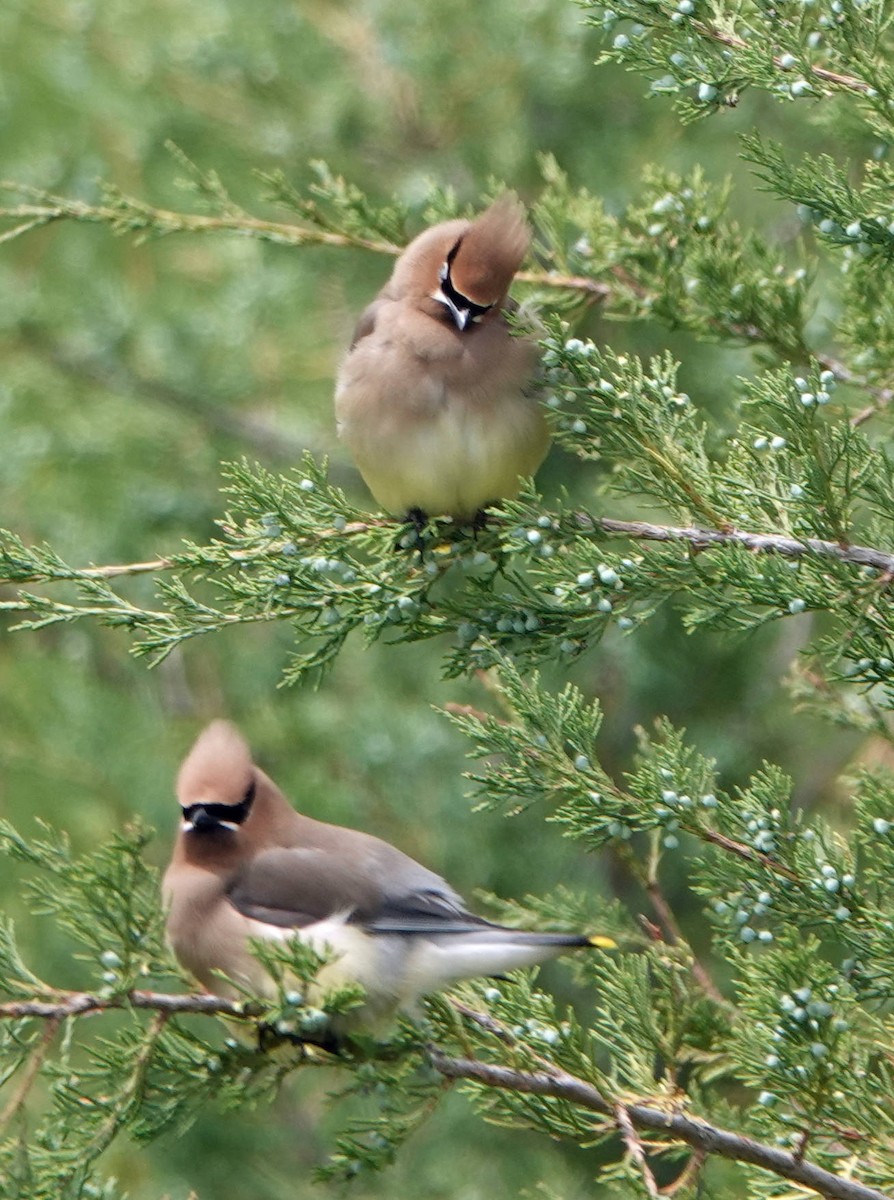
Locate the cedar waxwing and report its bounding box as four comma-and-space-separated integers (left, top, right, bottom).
334, 194, 549, 525
163, 721, 613, 1043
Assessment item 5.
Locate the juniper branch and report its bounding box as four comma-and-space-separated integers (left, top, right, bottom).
0, 193, 400, 253
2, 987, 886, 1199
821, 352, 894, 428
614, 1101, 661, 1200
690, 21, 875, 95
426, 1049, 889, 1200
4, 516, 893, 591
90, 1010, 171, 1156
614, 840, 731, 1009
0, 192, 609, 304
586, 518, 894, 575
9, 150, 894, 431
80, 559, 173, 580
6, 176, 892, 412
0, 990, 257, 1021
0, 1016, 61, 1131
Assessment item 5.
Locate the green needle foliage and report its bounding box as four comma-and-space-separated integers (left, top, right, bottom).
3, 2, 894, 1199
3, 659, 894, 1196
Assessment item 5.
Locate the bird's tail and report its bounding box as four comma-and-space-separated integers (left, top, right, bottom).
470, 929, 615, 950
408, 927, 616, 990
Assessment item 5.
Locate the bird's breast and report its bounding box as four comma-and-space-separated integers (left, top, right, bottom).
164, 865, 271, 997
335, 308, 545, 519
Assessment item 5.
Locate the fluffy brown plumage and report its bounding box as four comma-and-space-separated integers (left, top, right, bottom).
335, 195, 549, 523
163, 721, 612, 1040
446, 194, 531, 307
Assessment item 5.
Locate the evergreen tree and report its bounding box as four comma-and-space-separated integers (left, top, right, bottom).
2, 3, 894, 1198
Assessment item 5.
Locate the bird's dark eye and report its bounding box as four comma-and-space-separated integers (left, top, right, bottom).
439, 252, 494, 324
463, 298, 493, 321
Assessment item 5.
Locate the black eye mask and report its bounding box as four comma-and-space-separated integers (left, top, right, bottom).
183, 780, 256, 828
439, 239, 494, 323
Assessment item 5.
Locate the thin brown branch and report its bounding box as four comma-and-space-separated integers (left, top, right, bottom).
700, 828, 799, 880
573, 264, 891, 422
6, 179, 893, 423
817, 354, 894, 429
426, 1049, 888, 1200
515, 269, 611, 301
614, 841, 730, 1009
691, 21, 874, 95
538, 279, 892, 421
0, 989, 258, 1022
442, 702, 507, 725
0, 217, 53, 244
90, 1011, 171, 1157
7, 507, 894, 595
0, 195, 400, 254
643, 877, 729, 1007
0, 191, 609, 301
660, 1146, 706, 1196
584, 516, 894, 576
615, 1101, 661, 1199
0, 1015, 61, 1130
1, 986, 884, 1200
850, 398, 891, 429
449, 1000, 515, 1041
1, 520, 390, 585
81, 558, 173, 579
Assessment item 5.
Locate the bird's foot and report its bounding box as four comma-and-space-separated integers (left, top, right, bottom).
395, 507, 430, 559
471, 507, 494, 534
258, 1021, 345, 1057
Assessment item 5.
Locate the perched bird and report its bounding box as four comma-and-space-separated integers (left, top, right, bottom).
163, 721, 613, 1044
335, 194, 549, 525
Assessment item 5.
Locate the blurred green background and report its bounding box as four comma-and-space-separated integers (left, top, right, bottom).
0, 1, 867, 1196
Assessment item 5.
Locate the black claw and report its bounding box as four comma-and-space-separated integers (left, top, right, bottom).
309, 1028, 346, 1055
394, 507, 430, 558
257, 1021, 345, 1057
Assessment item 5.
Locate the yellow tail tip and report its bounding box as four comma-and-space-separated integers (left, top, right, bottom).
587, 934, 617, 949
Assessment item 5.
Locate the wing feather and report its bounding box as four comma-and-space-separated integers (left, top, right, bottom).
349, 299, 381, 349
226, 847, 373, 928
225, 846, 472, 934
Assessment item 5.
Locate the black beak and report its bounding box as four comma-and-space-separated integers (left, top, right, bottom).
189, 805, 218, 831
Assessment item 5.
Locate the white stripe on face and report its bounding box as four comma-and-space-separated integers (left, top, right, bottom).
432, 286, 470, 330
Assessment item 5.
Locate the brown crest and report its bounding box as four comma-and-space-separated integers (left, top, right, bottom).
447, 193, 530, 307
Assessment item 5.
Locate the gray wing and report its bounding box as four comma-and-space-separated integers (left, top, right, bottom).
365, 888, 501, 936
348, 298, 383, 350
226, 847, 375, 928
226, 845, 497, 936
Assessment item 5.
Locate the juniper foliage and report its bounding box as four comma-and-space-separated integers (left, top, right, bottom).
2, 3, 894, 1199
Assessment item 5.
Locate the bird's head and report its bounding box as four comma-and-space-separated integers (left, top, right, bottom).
175, 720, 257, 837
432, 194, 530, 332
